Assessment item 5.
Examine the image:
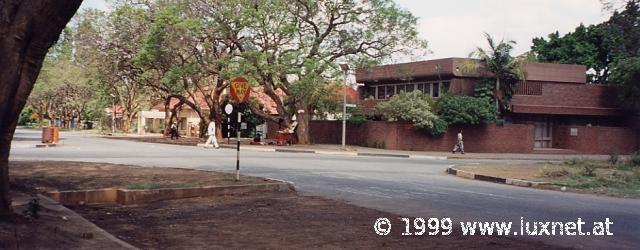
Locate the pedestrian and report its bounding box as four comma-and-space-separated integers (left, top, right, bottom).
205, 120, 220, 149
452, 130, 464, 154
170, 122, 179, 140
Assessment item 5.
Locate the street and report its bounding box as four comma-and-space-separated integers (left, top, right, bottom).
9, 129, 640, 249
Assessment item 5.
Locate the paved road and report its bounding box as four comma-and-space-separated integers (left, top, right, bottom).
9, 129, 639, 249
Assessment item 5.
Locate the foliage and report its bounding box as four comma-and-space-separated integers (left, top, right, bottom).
532, 0, 640, 84
347, 114, 369, 125
630, 151, 640, 167
375, 91, 438, 130
473, 78, 496, 101
209, 0, 427, 144
610, 57, 640, 110
467, 33, 527, 113
18, 107, 36, 126
609, 152, 620, 166
428, 118, 448, 137
436, 95, 496, 125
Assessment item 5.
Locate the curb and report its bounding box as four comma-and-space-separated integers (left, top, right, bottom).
48, 182, 295, 206
36, 194, 137, 249
204, 144, 449, 160
446, 167, 550, 188
35, 143, 59, 148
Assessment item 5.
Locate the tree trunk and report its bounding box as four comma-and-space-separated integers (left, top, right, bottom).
163, 97, 171, 136
294, 104, 311, 144
0, 0, 83, 217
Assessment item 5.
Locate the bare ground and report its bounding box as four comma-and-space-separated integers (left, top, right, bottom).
6, 161, 562, 249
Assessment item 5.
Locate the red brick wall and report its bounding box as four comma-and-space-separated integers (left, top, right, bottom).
511, 83, 618, 110
553, 125, 638, 154
309, 121, 535, 153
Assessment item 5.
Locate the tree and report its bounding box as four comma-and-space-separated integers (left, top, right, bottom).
610, 57, 640, 110
0, 0, 83, 216
375, 91, 438, 131
209, 0, 427, 144
468, 33, 523, 114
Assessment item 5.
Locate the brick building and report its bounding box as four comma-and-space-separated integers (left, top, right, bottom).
329, 57, 638, 154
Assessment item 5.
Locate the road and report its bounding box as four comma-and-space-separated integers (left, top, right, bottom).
9, 129, 639, 249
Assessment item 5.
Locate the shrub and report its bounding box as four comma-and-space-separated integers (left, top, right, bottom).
375, 91, 438, 130
608, 152, 620, 166
436, 94, 496, 125
347, 114, 368, 125
427, 118, 448, 137
630, 151, 640, 167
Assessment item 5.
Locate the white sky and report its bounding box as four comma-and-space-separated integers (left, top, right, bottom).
80, 0, 612, 59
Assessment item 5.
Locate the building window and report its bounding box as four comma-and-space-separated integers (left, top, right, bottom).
417, 83, 424, 94
385, 85, 395, 98
441, 81, 450, 94
397, 84, 406, 93
376, 86, 385, 99
406, 84, 415, 92
432, 82, 440, 98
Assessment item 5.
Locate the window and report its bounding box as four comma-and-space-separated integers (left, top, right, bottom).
385, 85, 395, 98
397, 84, 406, 93
441, 81, 450, 94
365, 86, 376, 99
406, 84, 415, 93
425, 83, 432, 96
432, 82, 440, 98
376, 86, 385, 99
417, 83, 424, 94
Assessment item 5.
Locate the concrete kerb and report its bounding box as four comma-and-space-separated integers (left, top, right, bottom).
47, 182, 295, 206
36, 194, 138, 250
446, 167, 550, 188
200, 143, 449, 159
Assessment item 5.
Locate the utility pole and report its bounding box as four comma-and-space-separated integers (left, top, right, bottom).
339, 63, 349, 150
110, 94, 116, 134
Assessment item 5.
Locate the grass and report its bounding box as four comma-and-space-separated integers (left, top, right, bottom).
124, 182, 198, 190
542, 158, 640, 197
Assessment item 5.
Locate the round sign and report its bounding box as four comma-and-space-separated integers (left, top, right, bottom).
224, 103, 233, 115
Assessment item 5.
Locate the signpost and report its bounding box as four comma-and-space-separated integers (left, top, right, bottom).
230, 77, 251, 182
225, 104, 233, 144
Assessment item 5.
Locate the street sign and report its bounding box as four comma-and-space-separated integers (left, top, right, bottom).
345, 103, 357, 108
230, 77, 251, 103
224, 103, 233, 115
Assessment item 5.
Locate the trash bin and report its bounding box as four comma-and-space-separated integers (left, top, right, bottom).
41, 127, 60, 144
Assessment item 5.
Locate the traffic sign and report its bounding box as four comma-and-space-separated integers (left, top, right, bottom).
345, 103, 357, 108
230, 77, 251, 102
224, 103, 233, 115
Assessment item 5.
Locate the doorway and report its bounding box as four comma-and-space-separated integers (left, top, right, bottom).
533, 120, 553, 148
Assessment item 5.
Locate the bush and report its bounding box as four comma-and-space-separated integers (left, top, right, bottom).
608, 152, 620, 166
375, 91, 437, 130
347, 114, 368, 125
630, 151, 640, 167
427, 118, 448, 137
436, 94, 496, 125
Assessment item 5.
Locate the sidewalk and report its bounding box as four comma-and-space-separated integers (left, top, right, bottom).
215, 141, 617, 161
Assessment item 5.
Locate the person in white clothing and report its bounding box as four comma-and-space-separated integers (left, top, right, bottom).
205, 120, 219, 149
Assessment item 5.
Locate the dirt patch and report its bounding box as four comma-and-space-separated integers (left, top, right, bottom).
9, 161, 276, 193
1, 192, 130, 249
73, 192, 559, 249
456, 163, 640, 198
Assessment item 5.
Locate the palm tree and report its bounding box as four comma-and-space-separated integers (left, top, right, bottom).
469, 33, 521, 113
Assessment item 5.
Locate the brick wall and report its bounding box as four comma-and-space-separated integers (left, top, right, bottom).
553, 125, 638, 154
511, 83, 618, 110
308, 121, 535, 153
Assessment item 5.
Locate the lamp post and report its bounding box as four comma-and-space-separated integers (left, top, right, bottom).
339, 63, 349, 150
110, 94, 116, 134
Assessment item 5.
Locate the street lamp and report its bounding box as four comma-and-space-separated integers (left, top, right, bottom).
110, 93, 116, 134
339, 63, 349, 150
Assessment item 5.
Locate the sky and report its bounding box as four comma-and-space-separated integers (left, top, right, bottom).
79, 0, 612, 59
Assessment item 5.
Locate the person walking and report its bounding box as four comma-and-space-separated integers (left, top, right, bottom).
452, 130, 464, 154
205, 120, 220, 149
170, 122, 179, 140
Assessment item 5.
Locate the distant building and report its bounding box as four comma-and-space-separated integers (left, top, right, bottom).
347, 57, 637, 153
